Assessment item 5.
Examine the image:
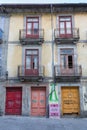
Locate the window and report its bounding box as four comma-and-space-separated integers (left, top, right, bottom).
59, 16, 72, 37
26, 17, 39, 37
25, 49, 39, 76
60, 49, 74, 69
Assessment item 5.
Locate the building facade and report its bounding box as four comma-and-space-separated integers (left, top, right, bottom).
0, 3, 87, 117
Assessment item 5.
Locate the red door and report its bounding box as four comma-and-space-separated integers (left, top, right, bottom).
5, 87, 22, 115
59, 16, 72, 38
26, 17, 39, 38
25, 49, 39, 76
31, 87, 46, 116
60, 49, 74, 75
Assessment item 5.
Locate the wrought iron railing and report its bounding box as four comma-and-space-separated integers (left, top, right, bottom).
54, 28, 79, 40
18, 65, 44, 77
19, 29, 44, 40
54, 65, 82, 76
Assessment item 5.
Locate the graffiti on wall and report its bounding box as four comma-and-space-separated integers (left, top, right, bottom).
49, 83, 60, 118
84, 93, 87, 105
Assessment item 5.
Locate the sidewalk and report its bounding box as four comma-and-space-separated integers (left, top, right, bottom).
0, 116, 87, 130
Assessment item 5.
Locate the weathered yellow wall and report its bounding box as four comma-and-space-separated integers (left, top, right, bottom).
42, 14, 56, 41
77, 43, 87, 76
42, 44, 52, 76
7, 45, 22, 77
74, 13, 87, 40
9, 15, 23, 41
75, 13, 87, 76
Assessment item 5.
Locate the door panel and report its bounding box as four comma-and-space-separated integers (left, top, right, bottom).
31, 87, 46, 116
62, 87, 80, 115
5, 87, 22, 115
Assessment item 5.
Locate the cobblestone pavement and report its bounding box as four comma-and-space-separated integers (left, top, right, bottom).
0, 116, 87, 130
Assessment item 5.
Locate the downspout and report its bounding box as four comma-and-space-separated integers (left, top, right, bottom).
51, 4, 54, 81
47, 4, 55, 118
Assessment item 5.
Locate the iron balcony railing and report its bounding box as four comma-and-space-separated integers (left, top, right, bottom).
54, 65, 82, 77
18, 65, 44, 77
54, 28, 79, 41
19, 29, 44, 41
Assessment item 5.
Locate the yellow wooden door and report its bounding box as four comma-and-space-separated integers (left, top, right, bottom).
61, 87, 80, 115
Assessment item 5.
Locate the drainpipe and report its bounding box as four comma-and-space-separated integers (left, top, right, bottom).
47, 4, 55, 118
51, 4, 54, 81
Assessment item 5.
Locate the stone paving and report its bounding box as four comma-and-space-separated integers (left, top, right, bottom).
0, 116, 87, 130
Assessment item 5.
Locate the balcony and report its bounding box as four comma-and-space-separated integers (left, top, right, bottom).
19, 29, 44, 45
54, 65, 82, 82
18, 65, 44, 82
54, 28, 79, 44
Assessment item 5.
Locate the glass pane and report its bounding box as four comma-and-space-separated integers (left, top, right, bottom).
68, 55, 73, 68
27, 23, 32, 35
34, 23, 38, 29
61, 55, 66, 68
32, 50, 38, 55
33, 23, 38, 35
60, 17, 71, 21
27, 18, 38, 22
26, 56, 31, 69
32, 18, 38, 22
61, 49, 73, 54
66, 22, 71, 34
26, 50, 38, 55
27, 18, 33, 22
60, 22, 65, 34
26, 50, 32, 55
33, 56, 38, 69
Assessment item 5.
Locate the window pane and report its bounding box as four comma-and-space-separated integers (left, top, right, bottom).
26, 50, 32, 55
68, 55, 73, 68
66, 22, 71, 34
32, 50, 38, 55
27, 23, 32, 35
27, 18, 39, 22
61, 55, 66, 68
33, 23, 38, 35
26, 56, 31, 69
60, 22, 65, 34
26, 50, 38, 55
60, 17, 71, 21
33, 56, 38, 69
61, 49, 73, 55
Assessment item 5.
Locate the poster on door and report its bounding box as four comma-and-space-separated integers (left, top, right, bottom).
49, 83, 60, 118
